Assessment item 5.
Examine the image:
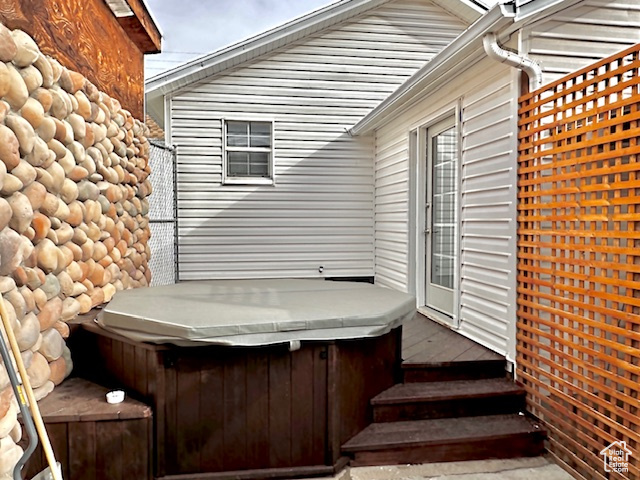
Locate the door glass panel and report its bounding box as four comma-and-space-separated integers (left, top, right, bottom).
430, 127, 456, 290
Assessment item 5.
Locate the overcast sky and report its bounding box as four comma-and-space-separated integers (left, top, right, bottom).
144, 0, 336, 79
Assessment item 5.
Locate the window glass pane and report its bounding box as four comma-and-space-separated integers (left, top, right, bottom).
250, 134, 271, 147
249, 152, 269, 176
250, 123, 271, 135
227, 122, 249, 147
228, 152, 270, 177
250, 122, 271, 147
228, 135, 248, 147
227, 122, 248, 136
430, 126, 457, 290
228, 152, 250, 176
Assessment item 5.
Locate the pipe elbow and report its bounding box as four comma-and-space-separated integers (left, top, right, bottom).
482, 32, 542, 91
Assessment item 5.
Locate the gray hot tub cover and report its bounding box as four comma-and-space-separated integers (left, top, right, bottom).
97, 279, 416, 346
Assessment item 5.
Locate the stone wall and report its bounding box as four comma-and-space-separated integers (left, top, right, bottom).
0, 24, 151, 476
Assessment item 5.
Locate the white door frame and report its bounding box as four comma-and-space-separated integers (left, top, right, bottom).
409, 107, 462, 328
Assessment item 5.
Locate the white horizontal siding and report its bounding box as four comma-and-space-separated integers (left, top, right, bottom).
170, 0, 468, 280
373, 122, 411, 291
524, 0, 640, 84
373, 60, 515, 356
459, 73, 517, 358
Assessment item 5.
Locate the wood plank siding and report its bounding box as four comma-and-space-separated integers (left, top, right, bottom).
523, 0, 640, 84
373, 61, 518, 357
168, 0, 468, 280
0, 0, 160, 118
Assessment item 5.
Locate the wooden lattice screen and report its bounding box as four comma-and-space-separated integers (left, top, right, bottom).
518, 44, 640, 480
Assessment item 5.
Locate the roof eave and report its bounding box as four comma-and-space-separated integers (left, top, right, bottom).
145, 0, 394, 100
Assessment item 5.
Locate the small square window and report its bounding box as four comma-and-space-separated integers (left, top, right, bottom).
224, 120, 274, 184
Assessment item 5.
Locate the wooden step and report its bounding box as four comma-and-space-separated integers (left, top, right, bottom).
402, 359, 506, 382
342, 414, 545, 466
372, 378, 525, 422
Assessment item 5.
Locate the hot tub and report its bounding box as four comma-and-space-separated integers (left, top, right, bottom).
70, 279, 415, 479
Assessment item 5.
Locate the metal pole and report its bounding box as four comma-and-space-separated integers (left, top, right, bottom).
0, 328, 38, 480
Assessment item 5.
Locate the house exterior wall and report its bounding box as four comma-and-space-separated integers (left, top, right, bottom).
522, 0, 640, 84
373, 60, 518, 357
167, 0, 468, 280
458, 68, 519, 359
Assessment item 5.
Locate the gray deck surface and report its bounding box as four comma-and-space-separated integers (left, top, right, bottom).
402, 313, 502, 364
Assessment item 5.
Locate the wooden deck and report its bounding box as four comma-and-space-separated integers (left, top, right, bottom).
402, 313, 503, 364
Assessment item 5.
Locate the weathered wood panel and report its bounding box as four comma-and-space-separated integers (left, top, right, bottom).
518, 43, 640, 480
0, 0, 147, 117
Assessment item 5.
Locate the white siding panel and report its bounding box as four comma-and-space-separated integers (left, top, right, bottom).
373, 59, 516, 357
170, 0, 467, 280
525, 0, 640, 83
459, 73, 517, 357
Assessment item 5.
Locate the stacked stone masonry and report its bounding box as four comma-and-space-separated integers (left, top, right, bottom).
0, 24, 151, 476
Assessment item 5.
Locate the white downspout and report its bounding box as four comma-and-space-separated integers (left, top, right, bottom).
482, 32, 542, 91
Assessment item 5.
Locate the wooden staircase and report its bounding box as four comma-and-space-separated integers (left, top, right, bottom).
342, 320, 546, 466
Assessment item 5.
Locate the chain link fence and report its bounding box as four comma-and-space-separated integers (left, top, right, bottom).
148, 140, 177, 286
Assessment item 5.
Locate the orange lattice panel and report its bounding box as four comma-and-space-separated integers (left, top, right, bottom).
517, 44, 640, 480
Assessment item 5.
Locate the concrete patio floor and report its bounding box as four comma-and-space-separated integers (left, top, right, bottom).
315, 457, 572, 480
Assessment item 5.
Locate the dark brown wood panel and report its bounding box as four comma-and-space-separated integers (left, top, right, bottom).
95, 421, 124, 479
175, 355, 203, 473
336, 329, 401, 447
268, 350, 292, 468
245, 354, 269, 468
290, 347, 315, 466
20, 379, 152, 480
199, 358, 225, 473
164, 351, 178, 474
122, 418, 152, 479
70, 322, 400, 478
0, 0, 148, 117
223, 352, 248, 471
68, 421, 96, 479
312, 346, 328, 466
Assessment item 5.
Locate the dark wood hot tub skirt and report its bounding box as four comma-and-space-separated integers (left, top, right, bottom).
70, 320, 401, 479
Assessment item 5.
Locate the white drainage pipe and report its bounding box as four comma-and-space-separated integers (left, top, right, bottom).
483, 32, 542, 91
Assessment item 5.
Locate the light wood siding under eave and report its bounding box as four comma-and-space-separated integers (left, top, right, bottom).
169, 0, 468, 280
373, 62, 517, 357
524, 0, 640, 85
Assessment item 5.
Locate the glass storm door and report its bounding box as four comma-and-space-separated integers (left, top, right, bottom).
425, 118, 457, 320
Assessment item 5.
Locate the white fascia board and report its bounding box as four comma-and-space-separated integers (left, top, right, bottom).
349, 4, 513, 136
145, 0, 391, 99
436, 0, 487, 24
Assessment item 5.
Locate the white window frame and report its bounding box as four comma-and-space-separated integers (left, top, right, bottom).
222, 119, 275, 185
